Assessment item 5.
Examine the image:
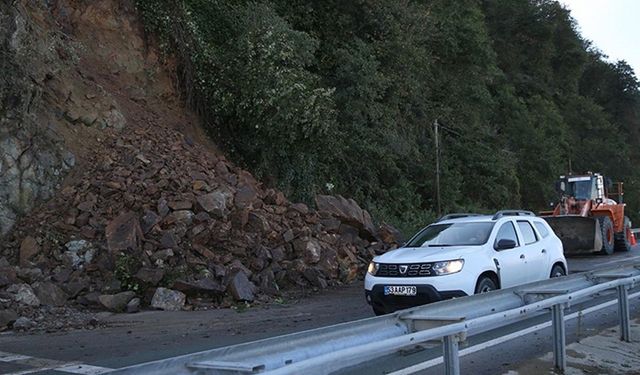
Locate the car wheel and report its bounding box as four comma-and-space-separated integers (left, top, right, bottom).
475, 276, 497, 294
550, 264, 566, 278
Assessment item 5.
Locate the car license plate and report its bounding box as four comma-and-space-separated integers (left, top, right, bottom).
384, 285, 417, 296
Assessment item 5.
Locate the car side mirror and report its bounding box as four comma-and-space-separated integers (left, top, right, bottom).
495, 239, 517, 250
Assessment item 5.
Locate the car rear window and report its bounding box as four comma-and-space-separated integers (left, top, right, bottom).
534, 221, 550, 238
517, 221, 538, 245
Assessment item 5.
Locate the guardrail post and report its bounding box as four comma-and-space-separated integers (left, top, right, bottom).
443, 334, 460, 375
551, 304, 566, 372
617, 285, 631, 342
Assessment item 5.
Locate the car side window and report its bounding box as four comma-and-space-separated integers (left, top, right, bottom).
517, 221, 538, 245
494, 222, 519, 249
534, 221, 550, 238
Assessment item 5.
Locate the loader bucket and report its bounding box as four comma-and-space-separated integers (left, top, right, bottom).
542, 216, 602, 254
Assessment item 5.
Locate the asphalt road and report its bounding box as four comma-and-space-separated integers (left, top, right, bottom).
1, 248, 640, 374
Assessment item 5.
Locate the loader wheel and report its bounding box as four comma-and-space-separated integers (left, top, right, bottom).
598, 216, 615, 255
614, 216, 632, 252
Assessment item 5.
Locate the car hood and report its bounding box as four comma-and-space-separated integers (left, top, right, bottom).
374, 246, 479, 263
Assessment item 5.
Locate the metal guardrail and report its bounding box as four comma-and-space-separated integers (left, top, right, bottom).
108, 261, 640, 375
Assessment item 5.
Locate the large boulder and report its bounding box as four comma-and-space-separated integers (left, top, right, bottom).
151, 288, 185, 311
105, 212, 144, 252
33, 282, 68, 306
315, 195, 377, 240
227, 271, 256, 302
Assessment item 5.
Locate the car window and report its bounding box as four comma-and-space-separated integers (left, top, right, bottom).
517, 221, 538, 245
494, 222, 519, 249
405, 222, 495, 247
534, 221, 550, 238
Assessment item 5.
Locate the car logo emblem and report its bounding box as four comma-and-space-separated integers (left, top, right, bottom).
399, 265, 408, 274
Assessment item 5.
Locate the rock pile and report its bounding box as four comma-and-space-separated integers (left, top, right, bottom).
0, 123, 402, 329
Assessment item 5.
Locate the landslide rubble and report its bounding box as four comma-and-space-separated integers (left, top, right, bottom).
0, 0, 403, 331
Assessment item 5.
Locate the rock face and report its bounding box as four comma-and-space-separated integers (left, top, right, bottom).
0, 4, 73, 236
151, 288, 186, 311
0, 309, 18, 331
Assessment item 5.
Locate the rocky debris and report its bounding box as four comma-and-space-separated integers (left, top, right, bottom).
377, 223, 404, 245
228, 271, 256, 302
7, 284, 40, 307
99, 291, 135, 312
151, 288, 185, 311
0, 309, 18, 331
0, 0, 402, 316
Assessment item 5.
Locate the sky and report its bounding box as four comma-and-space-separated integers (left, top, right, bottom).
561, 0, 640, 76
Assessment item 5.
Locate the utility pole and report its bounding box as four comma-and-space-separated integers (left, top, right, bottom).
434, 119, 441, 217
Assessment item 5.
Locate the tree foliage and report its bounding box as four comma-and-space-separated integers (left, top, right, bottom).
136, 0, 640, 235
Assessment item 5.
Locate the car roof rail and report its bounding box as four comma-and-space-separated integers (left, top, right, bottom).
492, 210, 535, 220
437, 213, 482, 222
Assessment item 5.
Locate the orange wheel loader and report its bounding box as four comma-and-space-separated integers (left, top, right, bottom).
539, 172, 635, 255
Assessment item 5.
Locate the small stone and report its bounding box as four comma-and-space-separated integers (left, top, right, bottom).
196, 192, 227, 218
19, 237, 40, 266
126, 298, 141, 313
168, 201, 192, 211
290, 203, 309, 215
160, 231, 178, 249
7, 284, 40, 306
135, 268, 165, 286
13, 317, 34, 331
0, 309, 18, 330
157, 198, 170, 217
282, 229, 295, 243
140, 210, 160, 234
164, 210, 194, 226
151, 288, 185, 311
151, 249, 174, 261
99, 291, 136, 312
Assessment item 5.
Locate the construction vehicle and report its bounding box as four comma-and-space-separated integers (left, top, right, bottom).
539, 172, 635, 255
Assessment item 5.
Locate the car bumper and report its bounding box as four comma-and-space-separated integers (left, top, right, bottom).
365, 284, 467, 313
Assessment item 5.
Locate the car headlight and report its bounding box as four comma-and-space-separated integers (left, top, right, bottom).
367, 262, 379, 276
432, 259, 464, 275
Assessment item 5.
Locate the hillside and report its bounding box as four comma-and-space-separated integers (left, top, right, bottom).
0, 0, 398, 329
135, 0, 640, 234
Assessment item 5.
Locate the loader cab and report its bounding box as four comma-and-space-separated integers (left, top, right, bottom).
555, 174, 605, 202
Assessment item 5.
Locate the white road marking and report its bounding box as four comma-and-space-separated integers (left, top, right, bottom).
388, 291, 640, 375
0, 350, 112, 374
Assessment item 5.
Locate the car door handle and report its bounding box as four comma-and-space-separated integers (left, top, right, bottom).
520, 254, 525, 259
541, 249, 547, 254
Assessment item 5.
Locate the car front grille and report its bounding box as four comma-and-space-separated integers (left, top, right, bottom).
376, 263, 433, 277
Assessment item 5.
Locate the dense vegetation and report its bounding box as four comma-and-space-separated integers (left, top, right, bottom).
136, 0, 640, 235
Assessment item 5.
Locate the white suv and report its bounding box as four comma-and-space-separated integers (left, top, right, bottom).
365, 210, 567, 315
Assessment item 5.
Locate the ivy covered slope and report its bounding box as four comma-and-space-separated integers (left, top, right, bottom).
136, 0, 640, 235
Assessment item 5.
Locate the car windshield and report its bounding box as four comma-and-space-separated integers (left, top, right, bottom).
405, 222, 495, 247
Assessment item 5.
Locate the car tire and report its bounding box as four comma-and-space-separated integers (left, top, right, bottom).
550, 264, 566, 278
475, 276, 497, 294
598, 216, 615, 255
614, 216, 632, 252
